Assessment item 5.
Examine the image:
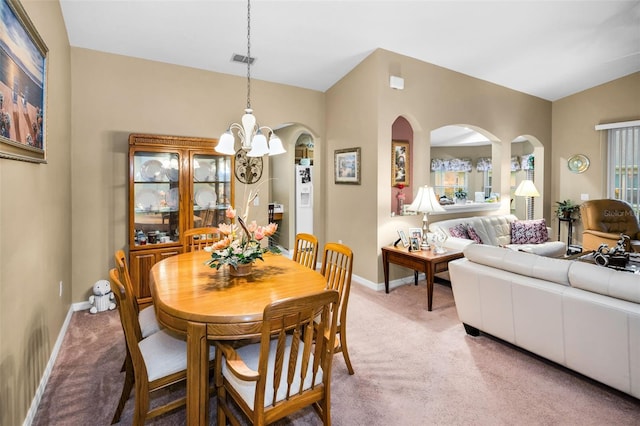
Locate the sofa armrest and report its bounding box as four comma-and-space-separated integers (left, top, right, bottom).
444, 237, 474, 251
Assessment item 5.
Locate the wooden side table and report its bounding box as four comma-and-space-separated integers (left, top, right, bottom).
381, 245, 464, 311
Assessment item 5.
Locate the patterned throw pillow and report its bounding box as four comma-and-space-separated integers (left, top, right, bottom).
466, 224, 483, 244
510, 219, 548, 244
449, 224, 470, 239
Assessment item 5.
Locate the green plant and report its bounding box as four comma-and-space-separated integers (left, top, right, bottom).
555, 199, 580, 218
454, 188, 468, 199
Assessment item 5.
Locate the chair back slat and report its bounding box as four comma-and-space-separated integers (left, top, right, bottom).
109, 268, 145, 365
114, 249, 140, 316
292, 233, 319, 270
183, 227, 220, 252
321, 243, 353, 323
258, 290, 339, 410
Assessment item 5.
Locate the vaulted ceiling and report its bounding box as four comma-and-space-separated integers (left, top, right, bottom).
60, 0, 640, 102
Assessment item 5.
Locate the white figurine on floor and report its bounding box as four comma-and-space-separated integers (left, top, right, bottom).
88, 279, 116, 314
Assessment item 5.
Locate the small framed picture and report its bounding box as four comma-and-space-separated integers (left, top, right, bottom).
397, 229, 409, 247
408, 227, 423, 244
410, 237, 420, 251
392, 140, 410, 187
334, 147, 361, 184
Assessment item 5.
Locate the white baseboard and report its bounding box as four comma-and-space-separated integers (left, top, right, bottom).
352, 272, 422, 292
22, 305, 75, 426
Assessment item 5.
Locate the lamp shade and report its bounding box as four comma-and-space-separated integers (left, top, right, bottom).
268, 134, 286, 155
215, 131, 237, 155
514, 180, 540, 197
247, 131, 269, 157
408, 186, 445, 213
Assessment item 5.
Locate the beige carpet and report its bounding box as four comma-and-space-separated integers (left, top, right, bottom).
33, 280, 640, 425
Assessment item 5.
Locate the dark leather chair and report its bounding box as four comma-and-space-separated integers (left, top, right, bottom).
580, 199, 640, 252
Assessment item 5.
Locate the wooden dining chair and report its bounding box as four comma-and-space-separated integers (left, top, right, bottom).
320, 242, 355, 375
109, 267, 215, 425
292, 233, 319, 270
215, 290, 340, 425
114, 250, 160, 338
182, 226, 221, 252
112, 250, 162, 423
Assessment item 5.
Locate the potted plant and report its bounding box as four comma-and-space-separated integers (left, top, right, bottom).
454, 188, 468, 204
555, 199, 580, 219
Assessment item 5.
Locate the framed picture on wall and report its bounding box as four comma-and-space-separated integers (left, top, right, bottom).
392, 140, 410, 187
334, 147, 361, 184
0, 0, 48, 163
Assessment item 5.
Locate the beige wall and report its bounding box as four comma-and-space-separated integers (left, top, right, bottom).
0, 1, 71, 424
552, 72, 640, 245
4, 6, 638, 422
327, 48, 553, 284
69, 48, 325, 303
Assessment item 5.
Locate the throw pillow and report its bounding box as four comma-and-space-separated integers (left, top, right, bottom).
466, 224, 483, 244
449, 224, 470, 239
510, 219, 548, 244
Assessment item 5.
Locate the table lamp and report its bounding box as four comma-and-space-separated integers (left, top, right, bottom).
514, 179, 540, 220
408, 186, 445, 250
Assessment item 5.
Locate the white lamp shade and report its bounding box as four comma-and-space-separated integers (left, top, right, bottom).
408, 186, 445, 213
215, 131, 236, 155
247, 132, 269, 157
268, 134, 286, 156
514, 180, 540, 197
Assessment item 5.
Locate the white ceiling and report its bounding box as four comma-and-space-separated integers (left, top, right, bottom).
60, 0, 640, 103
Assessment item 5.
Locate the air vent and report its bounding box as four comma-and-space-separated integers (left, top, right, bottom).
231, 54, 255, 65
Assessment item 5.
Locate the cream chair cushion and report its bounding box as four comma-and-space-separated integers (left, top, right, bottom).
221, 334, 323, 410
139, 306, 161, 338
139, 329, 214, 382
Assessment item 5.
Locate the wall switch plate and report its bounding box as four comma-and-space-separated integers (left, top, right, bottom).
580, 193, 589, 200
253, 196, 259, 206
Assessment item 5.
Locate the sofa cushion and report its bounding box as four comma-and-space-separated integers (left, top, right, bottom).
568, 261, 640, 304
449, 223, 469, 239
466, 224, 483, 244
511, 219, 549, 244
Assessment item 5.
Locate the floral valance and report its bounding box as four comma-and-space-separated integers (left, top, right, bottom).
475, 156, 522, 172
431, 158, 472, 172
476, 157, 492, 171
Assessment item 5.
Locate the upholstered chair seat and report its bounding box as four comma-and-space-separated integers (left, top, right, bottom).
580, 199, 640, 252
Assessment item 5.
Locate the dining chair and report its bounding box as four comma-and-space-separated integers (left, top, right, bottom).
182, 226, 221, 252
292, 233, 319, 270
109, 267, 215, 425
215, 289, 340, 425
320, 242, 355, 375
114, 250, 161, 338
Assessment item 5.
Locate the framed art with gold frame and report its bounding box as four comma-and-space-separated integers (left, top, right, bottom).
392, 140, 410, 187
0, 0, 48, 163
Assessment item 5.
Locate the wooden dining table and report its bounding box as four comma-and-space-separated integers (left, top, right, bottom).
149, 250, 328, 425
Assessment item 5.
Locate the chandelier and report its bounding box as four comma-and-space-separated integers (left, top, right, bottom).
215, 0, 285, 157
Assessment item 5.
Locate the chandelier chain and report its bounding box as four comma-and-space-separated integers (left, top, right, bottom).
246, 0, 251, 110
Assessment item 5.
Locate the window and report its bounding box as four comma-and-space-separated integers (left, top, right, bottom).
433, 171, 468, 200
607, 125, 640, 215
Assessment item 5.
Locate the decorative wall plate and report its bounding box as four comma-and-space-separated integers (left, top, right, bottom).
568, 154, 589, 173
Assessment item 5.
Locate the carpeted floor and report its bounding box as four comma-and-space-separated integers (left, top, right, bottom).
33, 279, 640, 425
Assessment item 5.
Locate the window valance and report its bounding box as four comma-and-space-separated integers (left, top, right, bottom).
474, 157, 522, 172
431, 158, 472, 172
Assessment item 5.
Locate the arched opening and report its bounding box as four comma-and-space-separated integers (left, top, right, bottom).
269, 124, 320, 252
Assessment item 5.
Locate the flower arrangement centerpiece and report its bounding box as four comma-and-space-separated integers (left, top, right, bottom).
205, 189, 280, 275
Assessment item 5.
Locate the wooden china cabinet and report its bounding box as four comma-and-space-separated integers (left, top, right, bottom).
128, 133, 234, 306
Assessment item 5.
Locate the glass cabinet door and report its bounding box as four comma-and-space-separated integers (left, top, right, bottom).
192, 154, 232, 228
132, 151, 180, 246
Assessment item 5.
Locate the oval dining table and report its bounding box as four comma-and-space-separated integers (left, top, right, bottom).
149, 250, 328, 425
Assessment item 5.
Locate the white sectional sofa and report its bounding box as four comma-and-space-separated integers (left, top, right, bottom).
449, 244, 640, 399
429, 214, 566, 257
